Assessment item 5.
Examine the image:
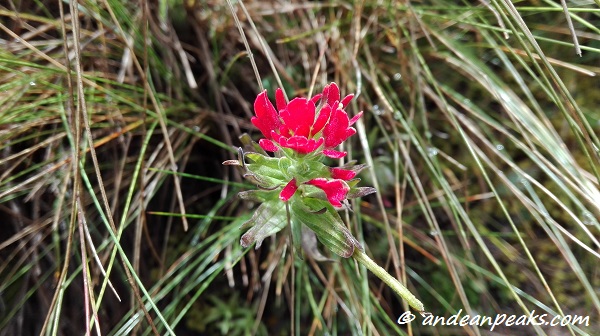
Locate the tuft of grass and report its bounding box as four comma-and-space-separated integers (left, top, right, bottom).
1, 0, 598, 335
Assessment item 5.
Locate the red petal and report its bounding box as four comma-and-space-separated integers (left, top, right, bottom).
279, 98, 315, 138
258, 139, 278, 152
323, 149, 347, 158
308, 137, 325, 152
280, 136, 323, 154
306, 178, 349, 207
330, 167, 356, 180
340, 94, 354, 107
311, 105, 332, 136
322, 83, 340, 107
348, 111, 363, 126
280, 135, 306, 148
275, 88, 287, 111
323, 108, 355, 148
279, 124, 293, 137
253, 91, 281, 139
279, 179, 298, 201
296, 124, 311, 138
271, 131, 286, 144
310, 93, 323, 105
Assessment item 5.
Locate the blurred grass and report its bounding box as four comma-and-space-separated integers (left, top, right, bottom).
1, 0, 599, 335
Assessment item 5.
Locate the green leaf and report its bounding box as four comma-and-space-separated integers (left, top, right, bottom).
244, 152, 288, 188
242, 172, 281, 189
290, 197, 362, 258
300, 184, 330, 203
239, 199, 287, 249
302, 160, 331, 181
278, 159, 330, 183
237, 189, 278, 203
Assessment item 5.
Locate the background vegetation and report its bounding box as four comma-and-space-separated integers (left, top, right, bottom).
1, 0, 598, 335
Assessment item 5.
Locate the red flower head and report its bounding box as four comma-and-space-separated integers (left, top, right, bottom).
251, 83, 362, 158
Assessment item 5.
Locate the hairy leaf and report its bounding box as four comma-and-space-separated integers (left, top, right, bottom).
240, 199, 287, 249
291, 197, 362, 258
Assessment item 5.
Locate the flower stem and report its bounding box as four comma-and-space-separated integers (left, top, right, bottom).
352, 249, 425, 313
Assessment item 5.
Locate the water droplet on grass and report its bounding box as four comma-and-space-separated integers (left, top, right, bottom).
427, 147, 438, 157
581, 210, 598, 226
373, 104, 384, 115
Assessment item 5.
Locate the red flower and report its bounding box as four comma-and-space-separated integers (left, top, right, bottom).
306, 178, 349, 207
251, 83, 362, 157
280, 179, 298, 201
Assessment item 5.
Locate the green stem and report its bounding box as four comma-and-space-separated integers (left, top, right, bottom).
353, 249, 425, 313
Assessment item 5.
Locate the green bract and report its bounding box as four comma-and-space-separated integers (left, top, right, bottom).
236, 141, 361, 255
226, 146, 372, 258
239, 197, 286, 249
290, 197, 362, 258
